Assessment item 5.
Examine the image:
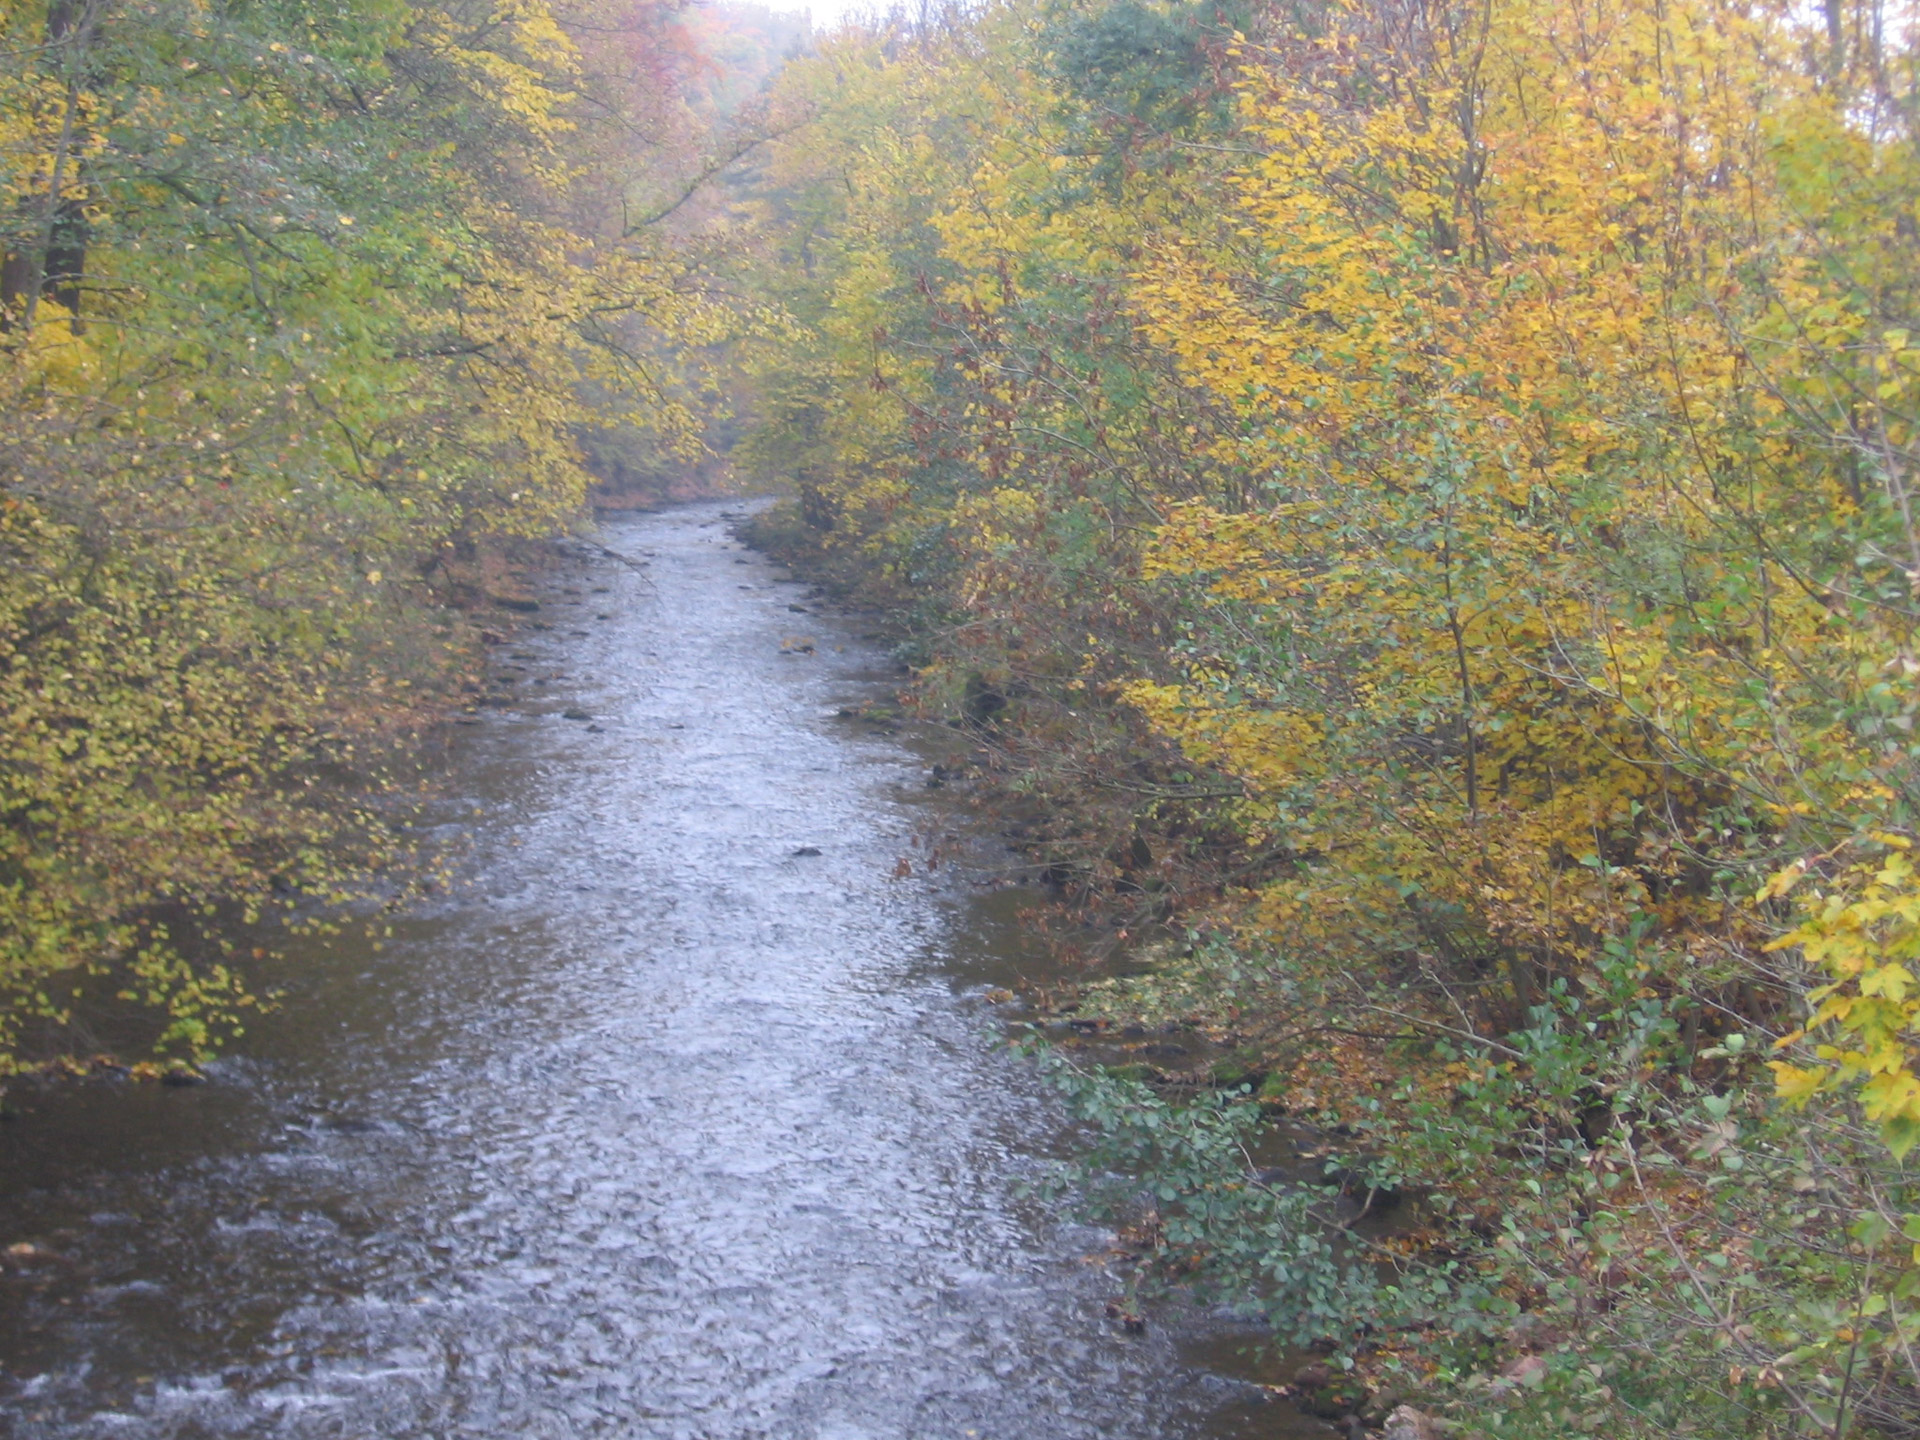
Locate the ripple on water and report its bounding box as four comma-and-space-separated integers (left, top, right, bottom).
0, 501, 1329, 1440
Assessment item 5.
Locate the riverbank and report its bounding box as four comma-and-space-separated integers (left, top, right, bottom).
735, 492, 1844, 1440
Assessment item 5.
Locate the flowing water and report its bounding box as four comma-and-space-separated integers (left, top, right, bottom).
0, 501, 1322, 1440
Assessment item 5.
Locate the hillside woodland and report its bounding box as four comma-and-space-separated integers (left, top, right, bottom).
0, 0, 739, 1062
736, 0, 1920, 1433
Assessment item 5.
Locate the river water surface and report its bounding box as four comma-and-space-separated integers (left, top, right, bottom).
0, 502, 1315, 1439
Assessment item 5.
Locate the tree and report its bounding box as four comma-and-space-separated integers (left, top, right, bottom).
0, 0, 729, 1070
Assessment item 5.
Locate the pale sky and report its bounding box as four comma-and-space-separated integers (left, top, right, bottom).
766, 0, 899, 30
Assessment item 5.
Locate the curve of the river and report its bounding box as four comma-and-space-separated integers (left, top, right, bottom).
0, 501, 1316, 1440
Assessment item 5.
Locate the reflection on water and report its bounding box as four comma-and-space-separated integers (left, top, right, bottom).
0, 502, 1330, 1439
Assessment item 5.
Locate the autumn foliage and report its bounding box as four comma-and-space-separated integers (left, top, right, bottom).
745, 0, 1920, 1431
0, 0, 729, 1066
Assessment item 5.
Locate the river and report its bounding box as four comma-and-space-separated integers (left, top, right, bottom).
0, 501, 1319, 1439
